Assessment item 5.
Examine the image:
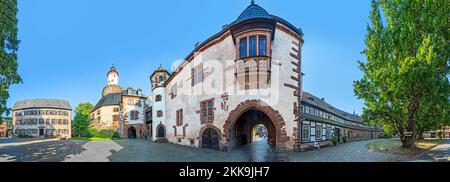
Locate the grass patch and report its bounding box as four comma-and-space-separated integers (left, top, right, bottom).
366, 138, 446, 155
70, 137, 120, 141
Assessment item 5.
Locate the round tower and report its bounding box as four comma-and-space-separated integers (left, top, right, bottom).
107, 65, 119, 85
102, 65, 123, 97
150, 65, 170, 141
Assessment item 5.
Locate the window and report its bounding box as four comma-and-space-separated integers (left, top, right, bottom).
97, 110, 100, 115
113, 108, 119, 112
239, 38, 247, 58
157, 110, 163, 118
171, 84, 177, 99
191, 64, 203, 86
239, 35, 268, 58
155, 95, 162, 102
58, 119, 62, 125
63, 119, 68, 125
45, 119, 50, 125
258, 36, 267, 56
200, 99, 214, 124
249, 36, 257, 56
39, 119, 44, 125
302, 125, 310, 141
176, 109, 183, 126
326, 127, 331, 139
316, 126, 322, 141
51, 119, 56, 125
130, 111, 139, 120
113, 115, 119, 122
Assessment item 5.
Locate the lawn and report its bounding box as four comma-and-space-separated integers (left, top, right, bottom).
70, 137, 120, 141
366, 138, 445, 155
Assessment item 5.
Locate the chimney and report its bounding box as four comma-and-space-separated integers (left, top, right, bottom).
195, 42, 200, 48
222, 24, 228, 29
321, 98, 325, 101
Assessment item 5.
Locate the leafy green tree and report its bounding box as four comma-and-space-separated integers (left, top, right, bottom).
72, 103, 93, 137
0, 0, 22, 120
354, 0, 449, 149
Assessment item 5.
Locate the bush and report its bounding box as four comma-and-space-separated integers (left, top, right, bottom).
380, 133, 393, 138
331, 135, 338, 143
342, 135, 348, 143
88, 128, 120, 139
438, 132, 444, 139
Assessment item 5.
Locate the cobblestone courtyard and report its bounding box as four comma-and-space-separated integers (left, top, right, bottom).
0, 138, 447, 162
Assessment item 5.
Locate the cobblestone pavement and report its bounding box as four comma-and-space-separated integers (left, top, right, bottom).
410, 140, 450, 162
109, 139, 249, 162
1, 138, 438, 162
64, 140, 123, 162
289, 139, 414, 162
0, 137, 87, 162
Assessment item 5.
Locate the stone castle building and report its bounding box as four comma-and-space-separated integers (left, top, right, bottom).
90, 66, 150, 139
146, 2, 382, 152
12, 99, 72, 138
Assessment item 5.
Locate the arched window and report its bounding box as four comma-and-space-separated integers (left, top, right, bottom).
155, 95, 162, 102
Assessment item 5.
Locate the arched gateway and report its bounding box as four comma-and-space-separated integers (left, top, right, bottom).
223, 100, 290, 151
127, 126, 136, 139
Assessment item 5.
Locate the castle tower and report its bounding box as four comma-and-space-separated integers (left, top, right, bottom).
107, 65, 119, 85
102, 65, 123, 97
150, 64, 170, 141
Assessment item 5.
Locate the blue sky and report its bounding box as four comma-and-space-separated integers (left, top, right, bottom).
7, 0, 372, 116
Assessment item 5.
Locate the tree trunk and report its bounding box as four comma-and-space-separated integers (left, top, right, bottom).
402, 136, 416, 149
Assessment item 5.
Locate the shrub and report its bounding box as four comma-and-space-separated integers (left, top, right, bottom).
342, 135, 348, 143
331, 135, 338, 143
380, 133, 393, 138
88, 128, 120, 139
438, 132, 444, 139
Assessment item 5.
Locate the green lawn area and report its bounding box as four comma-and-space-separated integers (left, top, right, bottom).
70, 137, 120, 141
366, 138, 446, 155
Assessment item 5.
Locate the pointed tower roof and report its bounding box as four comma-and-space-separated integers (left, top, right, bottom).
236, 1, 271, 23
150, 64, 171, 78
107, 64, 119, 76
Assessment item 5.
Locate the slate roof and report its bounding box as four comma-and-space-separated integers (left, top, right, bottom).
13, 99, 72, 111
123, 87, 147, 98
301, 91, 362, 123
172, 2, 303, 74
93, 93, 122, 111
236, 3, 271, 23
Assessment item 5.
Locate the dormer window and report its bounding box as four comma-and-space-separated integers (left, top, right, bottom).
238, 34, 268, 59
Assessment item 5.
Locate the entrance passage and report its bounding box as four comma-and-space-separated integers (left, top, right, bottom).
128, 127, 136, 139
39, 129, 44, 136
201, 128, 220, 150
157, 125, 165, 138
231, 109, 276, 162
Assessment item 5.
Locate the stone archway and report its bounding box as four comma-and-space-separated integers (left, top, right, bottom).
199, 124, 222, 150
127, 126, 137, 139
223, 100, 290, 152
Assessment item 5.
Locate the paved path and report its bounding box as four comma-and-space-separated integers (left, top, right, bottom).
109, 139, 249, 162
64, 141, 123, 162
0, 138, 87, 162
412, 140, 450, 162
2, 138, 444, 162
289, 139, 413, 162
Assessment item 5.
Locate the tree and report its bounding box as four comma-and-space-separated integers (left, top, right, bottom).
0, 0, 22, 120
72, 103, 93, 137
354, 0, 449, 149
